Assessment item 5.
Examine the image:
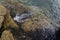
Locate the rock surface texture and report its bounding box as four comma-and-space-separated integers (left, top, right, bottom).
0, 3, 18, 40
0, 0, 60, 40
1, 30, 14, 40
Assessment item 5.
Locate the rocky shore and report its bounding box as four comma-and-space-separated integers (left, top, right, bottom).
0, 0, 60, 40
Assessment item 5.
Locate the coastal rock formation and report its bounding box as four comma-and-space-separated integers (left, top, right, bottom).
0, 0, 60, 40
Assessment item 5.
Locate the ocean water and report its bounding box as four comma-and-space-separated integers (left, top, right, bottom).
21, 0, 60, 24
13, 0, 60, 40
0, 0, 60, 40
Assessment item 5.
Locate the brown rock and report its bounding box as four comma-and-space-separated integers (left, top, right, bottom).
0, 16, 4, 28
0, 3, 7, 16
1, 0, 29, 14
0, 3, 19, 29
1, 30, 14, 40
3, 10, 19, 29
21, 6, 60, 32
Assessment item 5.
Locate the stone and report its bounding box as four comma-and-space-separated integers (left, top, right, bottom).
0, 3, 6, 16
0, 16, 4, 28
1, 30, 14, 40
2, 10, 19, 29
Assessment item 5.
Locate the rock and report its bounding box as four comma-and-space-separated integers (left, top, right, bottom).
0, 3, 19, 29
2, 10, 19, 29
1, 30, 14, 40
0, 0, 60, 40
0, 3, 5, 28
13, 5, 60, 40
13, 6, 60, 32
0, 3, 6, 28
0, 16, 4, 28
0, 3, 19, 40
0, 3, 6, 16
1, 0, 29, 14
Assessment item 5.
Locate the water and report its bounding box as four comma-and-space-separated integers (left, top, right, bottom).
51, 0, 60, 24
21, 0, 60, 24
15, 0, 60, 40
20, 0, 51, 9
0, 0, 60, 40
24, 0, 60, 23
